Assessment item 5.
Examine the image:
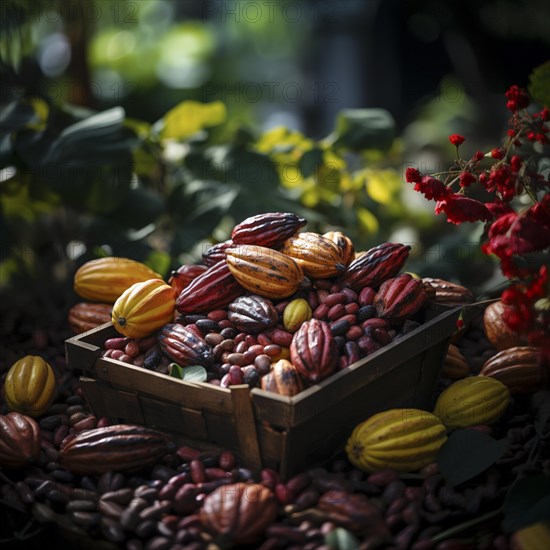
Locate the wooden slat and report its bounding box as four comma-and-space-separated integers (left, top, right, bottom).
412, 339, 451, 410
79, 377, 109, 416
204, 413, 238, 448
139, 396, 209, 440
93, 358, 234, 415
230, 385, 263, 472
257, 424, 286, 472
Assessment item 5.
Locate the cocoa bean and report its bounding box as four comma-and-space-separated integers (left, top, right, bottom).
174, 484, 199, 515
419, 463, 440, 478
101, 488, 133, 504
144, 536, 173, 550
140, 500, 172, 521
134, 486, 159, 502
386, 496, 408, 516
69, 511, 101, 529
80, 476, 97, 492
98, 499, 124, 519
15, 481, 34, 505
412, 540, 435, 550
381, 480, 406, 505
394, 525, 419, 550
261, 468, 280, 489
135, 519, 157, 538
196, 319, 220, 333
329, 318, 351, 336
39, 414, 66, 431
266, 524, 308, 543
205, 467, 231, 480
286, 472, 312, 498
218, 450, 236, 471
66, 500, 98, 512
422, 474, 443, 495
46, 488, 69, 506
54, 424, 69, 447
285, 488, 320, 513
32, 501, 57, 523
73, 415, 97, 432
100, 517, 126, 542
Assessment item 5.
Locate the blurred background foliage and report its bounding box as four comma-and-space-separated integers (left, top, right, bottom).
1, 0, 550, 310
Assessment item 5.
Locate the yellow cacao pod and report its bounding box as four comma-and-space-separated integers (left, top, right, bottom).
323, 231, 355, 266
433, 376, 510, 429
511, 521, 550, 550
74, 257, 162, 303
111, 279, 176, 338
283, 298, 313, 333
4, 356, 56, 417
441, 344, 469, 380
345, 409, 447, 472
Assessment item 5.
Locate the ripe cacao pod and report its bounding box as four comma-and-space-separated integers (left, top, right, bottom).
290, 319, 338, 383
111, 279, 175, 339
225, 245, 305, 299
68, 302, 112, 334
281, 232, 347, 278
339, 243, 410, 291
433, 376, 510, 429
176, 260, 242, 314
202, 240, 234, 267
0, 413, 41, 468
374, 273, 428, 325
441, 344, 469, 380
74, 257, 162, 303
479, 346, 547, 394
200, 483, 278, 545
260, 359, 302, 396
168, 264, 208, 298
511, 521, 550, 550
345, 409, 447, 472
4, 355, 56, 417
483, 301, 526, 351
60, 424, 175, 475
227, 295, 278, 334
283, 298, 313, 333
158, 323, 214, 367
421, 278, 475, 305
323, 231, 355, 266
231, 212, 306, 249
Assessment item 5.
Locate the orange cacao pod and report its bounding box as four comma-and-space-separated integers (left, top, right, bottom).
483, 301, 526, 351
176, 260, 242, 314
441, 344, 469, 379
111, 278, 175, 338
339, 243, 410, 291
225, 245, 305, 299
60, 424, 175, 475
0, 413, 41, 468
323, 231, 355, 266
231, 212, 306, 249
374, 273, 428, 325
281, 232, 347, 278
260, 359, 302, 396
290, 319, 338, 384
200, 483, 278, 545
68, 302, 112, 334
74, 257, 162, 303
479, 346, 547, 394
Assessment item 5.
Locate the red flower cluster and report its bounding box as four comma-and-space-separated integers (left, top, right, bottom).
407, 84, 550, 367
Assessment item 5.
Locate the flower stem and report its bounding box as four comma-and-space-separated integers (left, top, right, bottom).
431, 507, 502, 544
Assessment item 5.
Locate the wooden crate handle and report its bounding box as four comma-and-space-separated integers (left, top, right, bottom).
230, 384, 263, 472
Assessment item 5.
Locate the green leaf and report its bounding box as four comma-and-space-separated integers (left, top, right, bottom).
181, 365, 207, 383
103, 186, 165, 229
0, 100, 37, 133
438, 429, 509, 487
502, 475, 550, 533
329, 108, 395, 151
145, 250, 171, 278
529, 61, 550, 108
169, 363, 184, 379
299, 148, 324, 177
325, 527, 360, 550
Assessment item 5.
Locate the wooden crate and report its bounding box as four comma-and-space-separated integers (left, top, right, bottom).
65, 304, 461, 479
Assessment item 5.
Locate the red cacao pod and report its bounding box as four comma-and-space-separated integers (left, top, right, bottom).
200, 483, 278, 545
60, 424, 175, 475
158, 323, 214, 367
421, 278, 475, 305
176, 260, 242, 315
479, 346, 547, 394
231, 212, 306, 249
290, 319, 338, 384
227, 295, 278, 334
168, 264, 208, 298
374, 273, 428, 325
339, 243, 410, 291
0, 412, 41, 468
202, 240, 234, 267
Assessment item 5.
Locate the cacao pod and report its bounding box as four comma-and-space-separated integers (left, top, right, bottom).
176, 260, 242, 314
68, 302, 112, 334
225, 245, 305, 299
158, 323, 214, 367
0, 413, 41, 468
374, 273, 428, 325
323, 231, 355, 266
231, 212, 306, 249
433, 376, 510, 429
168, 264, 208, 298
290, 319, 338, 383
283, 298, 313, 333
111, 279, 175, 339
281, 232, 348, 278
60, 424, 175, 475
74, 257, 162, 303
339, 243, 410, 291
421, 278, 475, 305
260, 359, 302, 396
200, 482, 278, 545
483, 301, 526, 351
202, 240, 234, 267
479, 346, 547, 394
441, 344, 469, 380
511, 521, 550, 550
345, 409, 447, 472
227, 295, 278, 334
4, 355, 56, 417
